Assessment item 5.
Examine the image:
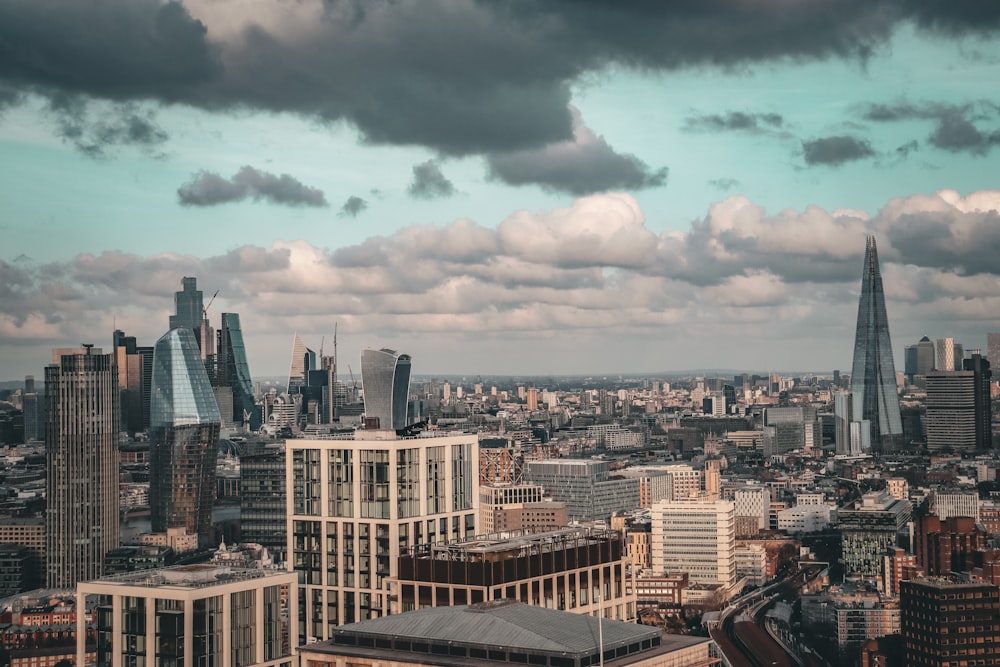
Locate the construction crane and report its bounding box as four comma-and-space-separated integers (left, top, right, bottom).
203, 289, 219, 318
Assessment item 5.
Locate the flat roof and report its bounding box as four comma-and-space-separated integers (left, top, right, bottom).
81, 565, 292, 590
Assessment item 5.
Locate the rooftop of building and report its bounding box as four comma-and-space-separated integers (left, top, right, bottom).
404, 526, 617, 560
80, 564, 292, 590
903, 576, 1000, 591
306, 600, 708, 665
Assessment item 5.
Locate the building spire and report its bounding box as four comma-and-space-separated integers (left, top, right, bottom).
849, 235, 904, 452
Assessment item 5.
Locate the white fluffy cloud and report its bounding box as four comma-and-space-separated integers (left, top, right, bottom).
2, 189, 999, 376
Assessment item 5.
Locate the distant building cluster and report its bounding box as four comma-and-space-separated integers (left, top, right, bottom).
0, 238, 997, 665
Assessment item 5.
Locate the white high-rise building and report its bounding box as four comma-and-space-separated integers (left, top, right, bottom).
935, 337, 955, 372
287, 432, 479, 643
650, 499, 736, 588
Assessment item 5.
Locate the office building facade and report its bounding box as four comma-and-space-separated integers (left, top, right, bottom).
77, 565, 297, 667
149, 328, 222, 547
838, 491, 911, 579
391, 527, 636, 621
900, 578, 1000, 667
286, 432, 478, 642
360, 348, 412, 431
240, 445, 288, 564
926, 354, 991, 452
45, 347, 120, 588
524, 459, 641, 522
849, 236, 904, 452
650, 499, 736, 589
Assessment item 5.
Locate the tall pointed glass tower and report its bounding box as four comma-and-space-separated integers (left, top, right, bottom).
149, 328, 221, 547
850, 236, 904, 452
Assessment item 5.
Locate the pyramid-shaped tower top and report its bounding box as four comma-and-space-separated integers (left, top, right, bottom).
849, 235, 903, 452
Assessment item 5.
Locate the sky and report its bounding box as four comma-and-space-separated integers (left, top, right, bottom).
2, 0, 1000, 379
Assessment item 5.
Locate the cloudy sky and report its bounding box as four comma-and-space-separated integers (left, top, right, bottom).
2, 1, 1000, 379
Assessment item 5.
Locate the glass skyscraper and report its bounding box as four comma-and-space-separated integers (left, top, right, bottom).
287, 333, 315, 395
149, 328, 221, 546
850, 236, 903, 452
360, 348, 412, 430
217, 312, 259, 429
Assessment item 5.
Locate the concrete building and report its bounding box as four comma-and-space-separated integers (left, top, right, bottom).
900, 578, 1000, 667
835, 599, 900, 650
777, 505, 834, 533
45, 346, 120, 588
932, 490, 980, 521
650, 499, 736, 589
524, 459, 640, 522
733, 486, 770, 535
77, 564, 296, 667
914, 514, 988, 577
287, 432, 478, 643
298, 601, 719, 667
838, 491, 911, 579
390, 526, 635, 621
926, 367, 989, 452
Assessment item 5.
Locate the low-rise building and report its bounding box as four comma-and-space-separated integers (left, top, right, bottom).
76, 564, 297, 667
298, 600, 720, 667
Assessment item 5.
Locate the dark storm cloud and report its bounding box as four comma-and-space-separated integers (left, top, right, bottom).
46, 96, 169, 158
903, 0, 1000, 34
486, 110, 667, 195
408, 161, 456, 199
682, 111, 785, 134
929, 113, 1000, 154
860, 100, 1000, 155
886, 210, 1000, 275
339, 196, 369, 218
177, 166, 328, 207
0, 0, 219, 99
2, 1, 999, 160
802, 135, 876, 166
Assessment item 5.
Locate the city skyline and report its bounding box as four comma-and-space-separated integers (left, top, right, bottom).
2, 3, 1000, 378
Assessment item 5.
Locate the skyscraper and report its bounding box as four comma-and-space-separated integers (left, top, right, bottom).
45, 347, 120, 587
849, 236, 903, 452
360, 348, 412, 430
168, 276, 214, 363
925, 352, 992, 452
988, 332, 1000, 374
149, 328, 222, 547
287, 333, 315, 396
216, 312, 259, 429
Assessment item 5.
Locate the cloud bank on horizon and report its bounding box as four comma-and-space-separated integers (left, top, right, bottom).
1, 0, 1000, 376
2, 189, 999, 376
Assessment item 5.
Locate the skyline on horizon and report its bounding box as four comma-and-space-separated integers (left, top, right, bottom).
2, 2, 1000, 379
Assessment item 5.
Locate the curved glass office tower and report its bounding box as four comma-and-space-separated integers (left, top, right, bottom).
217, 312, 259, 429
361, 348, 412, 430
149, 328, 221, 545
850, 236, 903, 452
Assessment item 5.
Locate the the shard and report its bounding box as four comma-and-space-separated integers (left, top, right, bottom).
850, 236, 904, 452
